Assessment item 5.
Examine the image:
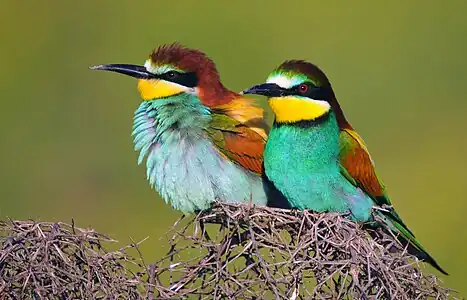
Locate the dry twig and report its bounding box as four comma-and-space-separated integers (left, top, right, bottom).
0, 202, 457, 299
0, 219, 146, 299
152, 202, 455, 299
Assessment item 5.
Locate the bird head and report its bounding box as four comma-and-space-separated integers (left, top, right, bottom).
243, 60, 349, 127
90, 43, 233, 106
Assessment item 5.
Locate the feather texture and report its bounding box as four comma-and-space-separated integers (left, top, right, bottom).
259, 59, 447, 275
132, 94, 268, 213
339, 128, 386, 199
207, 97, 269, 174
338, 128, 415, 235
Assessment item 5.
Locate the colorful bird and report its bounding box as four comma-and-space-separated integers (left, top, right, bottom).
90, 43, 278, 213
242, 60, 447, 275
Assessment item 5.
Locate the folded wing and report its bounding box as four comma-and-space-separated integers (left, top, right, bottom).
206, 97, 269, 175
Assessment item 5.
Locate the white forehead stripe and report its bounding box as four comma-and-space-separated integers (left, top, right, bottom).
266, 75, 294, 89
144, 59, 177, 74
266, 74, 303, 89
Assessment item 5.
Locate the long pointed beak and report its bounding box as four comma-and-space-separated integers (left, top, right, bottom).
89, 64, 156, 79
241, 83, 288, 97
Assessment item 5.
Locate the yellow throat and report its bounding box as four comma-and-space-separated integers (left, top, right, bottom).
268, 96, 331, 123
137, 79, 185, 100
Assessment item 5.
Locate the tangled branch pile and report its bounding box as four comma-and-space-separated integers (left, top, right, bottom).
0, 203, 455, 299
153, 202, 453, 299
0, 219, 148, 298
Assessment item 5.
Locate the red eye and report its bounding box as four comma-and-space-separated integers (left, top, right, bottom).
298, 84, 309, 94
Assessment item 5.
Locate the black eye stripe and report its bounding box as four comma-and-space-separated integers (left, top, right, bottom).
288, 82, 329, 100
291, 82, 313, 93
157, 71, 198, 88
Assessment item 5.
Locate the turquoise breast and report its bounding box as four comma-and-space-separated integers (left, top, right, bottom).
132, 94, 268, 213
264, 112, 374, 222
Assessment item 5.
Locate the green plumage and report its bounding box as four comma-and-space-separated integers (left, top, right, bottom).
132, 95, 268, 213
264, 111, 447, 275
265, 112, 373, 222
240, 59, 447, 275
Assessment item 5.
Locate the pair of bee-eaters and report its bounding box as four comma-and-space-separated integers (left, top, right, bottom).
91, 43, 447, 275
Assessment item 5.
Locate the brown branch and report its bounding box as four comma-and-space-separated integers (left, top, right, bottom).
0, 202, 458, 299
151, 202, 456, 299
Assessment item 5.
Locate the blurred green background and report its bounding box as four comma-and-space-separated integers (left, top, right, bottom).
1, 0, 466, 296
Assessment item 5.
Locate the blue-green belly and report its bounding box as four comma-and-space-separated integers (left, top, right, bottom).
264, 117, 374, 222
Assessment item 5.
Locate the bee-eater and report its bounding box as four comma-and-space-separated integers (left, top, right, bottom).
90, 43, 276, 213
242, 60, 447, 275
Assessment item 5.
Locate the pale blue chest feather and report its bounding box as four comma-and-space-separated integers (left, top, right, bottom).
132, 94, 267, 213
264, 113, 373, 221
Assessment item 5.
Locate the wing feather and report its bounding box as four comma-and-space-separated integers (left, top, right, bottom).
339, 128, 388, 203
206, 97, 269, 175
339, 128, 415, 235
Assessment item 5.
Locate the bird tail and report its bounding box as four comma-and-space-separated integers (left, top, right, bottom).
374, 210, 448, 275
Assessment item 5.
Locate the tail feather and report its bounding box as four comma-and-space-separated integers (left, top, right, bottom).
375, 210, 448, 275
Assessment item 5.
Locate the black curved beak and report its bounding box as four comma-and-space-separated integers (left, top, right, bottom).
241, 83, 288, 97
89, 64, 156, 79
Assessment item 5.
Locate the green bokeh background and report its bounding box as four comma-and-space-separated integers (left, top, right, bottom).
1, 1, 466, 296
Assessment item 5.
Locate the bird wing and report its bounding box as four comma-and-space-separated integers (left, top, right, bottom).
339, 128, 390, 206
338, 130, 448, 274
339, 127, 415, 236
206, 97, 269, 175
